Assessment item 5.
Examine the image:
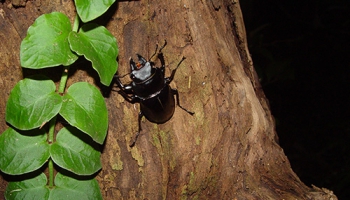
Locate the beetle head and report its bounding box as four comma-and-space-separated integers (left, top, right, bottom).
130, 54, 152, 81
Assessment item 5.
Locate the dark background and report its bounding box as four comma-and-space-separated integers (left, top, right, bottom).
241, 0, 350, 199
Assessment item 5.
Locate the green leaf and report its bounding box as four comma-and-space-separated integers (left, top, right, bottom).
5, 76, 62, 130
20, 12, 78, 69
59, 82, 108, 144
50, 127, 101, 175
74, 0, 116, 22
5, 173, 49, 200
50, 173, 102, 200
0, 128, 50, 175
69, 23, 118, 86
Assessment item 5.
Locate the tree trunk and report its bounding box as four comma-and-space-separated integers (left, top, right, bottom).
0, 0, 337, 199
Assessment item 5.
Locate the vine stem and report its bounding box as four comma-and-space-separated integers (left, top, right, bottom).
73, 14, 80, 32
48, 159, 54, 187
48, 13, 80, 188
58, 66, 69, 94
58, 14, 80, 94
48, 116, 56, 188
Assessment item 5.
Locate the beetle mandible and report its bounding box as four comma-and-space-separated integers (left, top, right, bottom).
114, 40, 194, 147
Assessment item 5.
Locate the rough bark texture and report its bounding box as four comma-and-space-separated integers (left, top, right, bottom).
0, 0, 337, 199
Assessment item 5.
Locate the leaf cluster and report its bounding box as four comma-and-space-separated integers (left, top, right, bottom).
0, 1, 118, 199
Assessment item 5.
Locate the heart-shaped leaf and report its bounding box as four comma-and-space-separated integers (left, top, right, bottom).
20, 12, 78, 69
50, 173, 102, 200
69, 23, 118, 86
5, 173, 49, 199
0, 128, 50, 175
5, 76, 62, 130
74, 0, 116, 22
50, 127, 101, 175
59, 82, 108, 144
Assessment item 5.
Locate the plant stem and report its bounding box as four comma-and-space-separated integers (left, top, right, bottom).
49, 159, 54, 188
58, 66, 69, 94
48, 116, 56, 143
48, 115, 56, 188
73, 14, 80, 32
48, 14, 81, 189
58, 14, 80, 94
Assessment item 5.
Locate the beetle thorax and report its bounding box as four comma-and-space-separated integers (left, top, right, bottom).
131, 62, 152, 81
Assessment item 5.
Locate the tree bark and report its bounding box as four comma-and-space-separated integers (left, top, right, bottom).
0, 0, 337, 199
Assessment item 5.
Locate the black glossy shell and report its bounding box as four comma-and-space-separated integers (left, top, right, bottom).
132, 67, 165, 99
140, 85, 175, 124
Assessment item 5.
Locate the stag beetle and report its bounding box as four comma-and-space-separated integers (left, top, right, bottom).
114, 40, 194, 147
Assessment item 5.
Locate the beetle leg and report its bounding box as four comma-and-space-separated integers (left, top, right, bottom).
157, 40, 168, 73
172, 88, 195, 115
114, 76, 140, 103
158, 40, 167, 52
117, 89, 139, 104
158, 52, 166, 77
130, 111, 144, 147
150, 40, 167, 61
149, 44, 159, 61
114, 74, 133, 93
115, 75, 132, 91
166, 56, 186, 84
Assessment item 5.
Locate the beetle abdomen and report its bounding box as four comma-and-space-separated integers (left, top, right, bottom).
140, 85, 175, 124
